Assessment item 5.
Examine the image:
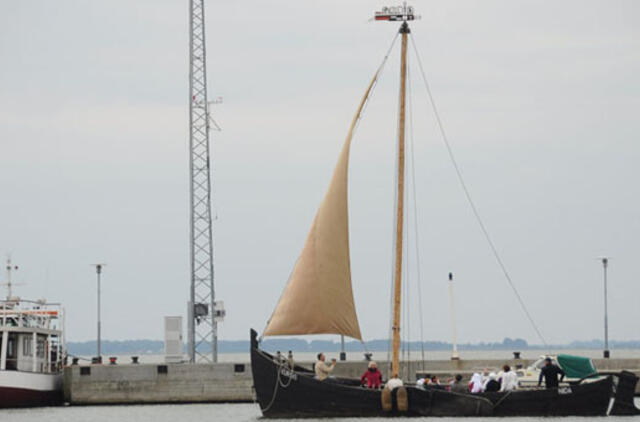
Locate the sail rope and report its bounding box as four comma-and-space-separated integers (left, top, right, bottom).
259, 356, 295, 413
353, 33, 400, 135
407, 57, 427, 370
408, 33, 548, 347
403, 109, 410, 369
403, 187, 410, 373
402, 49, 416, 377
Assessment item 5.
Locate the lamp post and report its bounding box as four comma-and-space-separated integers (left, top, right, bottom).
92, 263, 105, 363
600, 258, 609, 359
448, 272, 459, 360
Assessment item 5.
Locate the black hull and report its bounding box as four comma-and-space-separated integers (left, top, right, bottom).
478, 381, 611, 417
0, 386, 62, 408
251, 329, 491, 418
250, 329, 640, 418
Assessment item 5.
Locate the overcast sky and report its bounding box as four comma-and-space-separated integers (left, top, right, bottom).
0, 1, 638, 347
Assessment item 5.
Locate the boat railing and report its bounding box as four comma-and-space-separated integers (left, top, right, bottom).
0, 300, 63, 330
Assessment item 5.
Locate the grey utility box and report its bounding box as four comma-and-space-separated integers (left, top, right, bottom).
164, 316, 184, 363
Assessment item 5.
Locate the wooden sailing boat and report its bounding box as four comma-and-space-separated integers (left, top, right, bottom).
250, 4, 640, 418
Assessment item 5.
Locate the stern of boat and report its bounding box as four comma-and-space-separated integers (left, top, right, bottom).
610, 371, 640, 415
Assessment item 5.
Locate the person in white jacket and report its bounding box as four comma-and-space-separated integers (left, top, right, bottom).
469, 373, 484, 393
499, 364, 519, 392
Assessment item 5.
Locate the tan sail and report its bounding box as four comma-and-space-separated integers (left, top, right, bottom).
263, 72, 381, 341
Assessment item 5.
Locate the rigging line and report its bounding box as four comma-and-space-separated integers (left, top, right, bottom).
386, 277, 393, 370
406, 209, 410, 366
387, 170, 395, 372
409, 33, 548, 347
359, 332, 370, 354
353, 33, 401, 141
403, 136, 408, 367
403, 196, 409, 366
407, 55, 427, 369
404, 50, 412, 369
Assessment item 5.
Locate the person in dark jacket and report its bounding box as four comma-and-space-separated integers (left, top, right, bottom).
361, 361, 383, 389
538, 357, 565, 389
450, 374, 467, 393
484, 372, 501, 392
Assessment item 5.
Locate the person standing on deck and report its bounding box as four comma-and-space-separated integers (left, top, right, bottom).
315, 353, 336, 381
500, 365, 519, 392
538, 357, 565, 389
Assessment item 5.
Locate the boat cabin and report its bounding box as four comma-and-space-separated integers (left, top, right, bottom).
0, 299, 65, 374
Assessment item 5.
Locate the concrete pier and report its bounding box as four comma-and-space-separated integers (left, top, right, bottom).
63, 358, 640, 405
63, 362, 254, 404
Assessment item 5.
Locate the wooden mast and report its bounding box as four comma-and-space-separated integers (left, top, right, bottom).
391, 20, 410, 379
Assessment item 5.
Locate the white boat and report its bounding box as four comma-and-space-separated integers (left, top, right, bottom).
0, 259, 65, 407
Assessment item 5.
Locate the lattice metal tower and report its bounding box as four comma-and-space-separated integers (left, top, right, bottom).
188, 0, 219, 363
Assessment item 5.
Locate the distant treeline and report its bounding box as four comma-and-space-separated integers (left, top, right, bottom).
66, 338, 640, 356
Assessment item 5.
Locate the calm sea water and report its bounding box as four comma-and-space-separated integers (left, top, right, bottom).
3, 402, 640, 422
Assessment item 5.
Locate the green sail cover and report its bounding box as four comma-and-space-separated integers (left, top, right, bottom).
557, 354, 597, 378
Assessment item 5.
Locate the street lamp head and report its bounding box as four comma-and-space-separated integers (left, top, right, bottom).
91, 263, 107, 274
